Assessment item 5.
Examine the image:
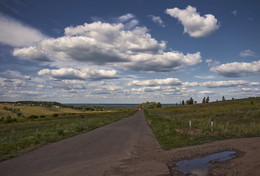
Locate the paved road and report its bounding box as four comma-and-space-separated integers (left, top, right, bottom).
0, 110, 167, 176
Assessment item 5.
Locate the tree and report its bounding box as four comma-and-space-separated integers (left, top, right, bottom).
202, 97, 206, 104
186, 97, 194, 105
182, 100, 185, 106
222, 96, 225, 101
206, 96, 210, 103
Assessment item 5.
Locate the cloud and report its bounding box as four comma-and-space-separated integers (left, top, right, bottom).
239, 49, 256, 57
0, 78, 28, 89
38, 68, 118, 80
0, 13, 47, 47
211, 60, 260, 77
128, 78, 182, 86
250, 82, 260, 86
121, 51, 201, 72
148, 15, 165, 27
13, 19, 201, 72
182, 82, 199, 87
201, 80, 248, 88
194, 75, 216, 79
232, 10, 238, 16
131, 86, 161, 93
13, 46, 51, 62
199, 90, 215, 94
93, 86, 122, 94
118, 13, 135, 22
166, 5, 219, 37
1, 70, 31, 80
205, 59, 220, 67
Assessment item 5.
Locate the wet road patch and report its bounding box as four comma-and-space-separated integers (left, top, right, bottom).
171, 151, 237, 176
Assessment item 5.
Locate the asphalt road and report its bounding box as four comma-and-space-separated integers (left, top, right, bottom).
0, 110, 165, 176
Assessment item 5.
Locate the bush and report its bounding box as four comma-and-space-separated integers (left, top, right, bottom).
53, 113, 59, 117
57, 129, 65, 136
28, 115, 39, 119
0, 116, 17, 123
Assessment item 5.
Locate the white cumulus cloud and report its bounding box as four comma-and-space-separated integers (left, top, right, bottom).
38, 68, 118, 80
0, 13, 47, 47
211, 60, 260, 77
166, 5, 219, 37
13, 19, 201, 72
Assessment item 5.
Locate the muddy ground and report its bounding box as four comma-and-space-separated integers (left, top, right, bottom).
115, 137, 260, 176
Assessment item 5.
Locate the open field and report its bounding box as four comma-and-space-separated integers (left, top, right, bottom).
145, 97, 260, 149
0, 103, 136, 161
0, 103, 83, 118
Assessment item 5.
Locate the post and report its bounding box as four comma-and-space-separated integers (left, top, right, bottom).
211, 119, 214, 132
189, 120, 192, 130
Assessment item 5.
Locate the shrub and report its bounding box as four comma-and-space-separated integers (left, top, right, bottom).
57, 129, 65, 136
28, 115, 39, 119
53, 113, 59, 117
0, 116, 17, 123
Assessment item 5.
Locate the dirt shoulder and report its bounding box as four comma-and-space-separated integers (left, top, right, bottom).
117, 137, 260, 176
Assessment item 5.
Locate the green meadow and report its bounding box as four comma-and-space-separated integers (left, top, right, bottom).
0, 103, 136, 161
145, 97, 260, 150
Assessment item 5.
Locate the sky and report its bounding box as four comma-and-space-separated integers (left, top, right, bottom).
0, 0, 260, 104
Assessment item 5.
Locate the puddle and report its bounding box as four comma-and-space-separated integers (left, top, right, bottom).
174, 151, 237, 176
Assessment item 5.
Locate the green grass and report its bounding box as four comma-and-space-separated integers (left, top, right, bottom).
0, 110, 136, 161
145, 97, 260, 150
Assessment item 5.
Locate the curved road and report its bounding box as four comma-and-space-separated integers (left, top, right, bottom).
0, 110, 168, 176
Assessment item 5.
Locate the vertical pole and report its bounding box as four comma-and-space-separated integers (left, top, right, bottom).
211, 119, 214, 132
189, 120, 192, 130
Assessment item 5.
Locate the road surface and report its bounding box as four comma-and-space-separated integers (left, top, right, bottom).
0, 110, 168, 176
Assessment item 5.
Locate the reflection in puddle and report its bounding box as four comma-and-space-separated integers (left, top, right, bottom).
175, 151, 236, 176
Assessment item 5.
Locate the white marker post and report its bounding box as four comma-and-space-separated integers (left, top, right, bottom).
189, 120, 192, 130
211, 119, 214, 132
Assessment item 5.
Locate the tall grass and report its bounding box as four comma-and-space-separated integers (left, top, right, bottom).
145, 97, 260, 150
0, 110, 136, 161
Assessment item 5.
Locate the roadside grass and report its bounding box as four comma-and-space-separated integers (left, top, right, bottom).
145, 97, 260, 150
0, 109, 136, 161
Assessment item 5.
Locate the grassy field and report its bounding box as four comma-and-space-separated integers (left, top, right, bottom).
0, 104, 83, 118
145, 97, 260, 150
0, 104, 136, 161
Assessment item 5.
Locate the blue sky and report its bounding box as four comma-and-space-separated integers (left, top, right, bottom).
0, 0, 259, 103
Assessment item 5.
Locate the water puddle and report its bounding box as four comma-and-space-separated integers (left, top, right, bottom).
174, 151, 237, 176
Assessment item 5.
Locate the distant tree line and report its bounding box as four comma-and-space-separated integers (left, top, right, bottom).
139, 102, 162, 109
180, 96, 237, 106
14, 101, 64, 107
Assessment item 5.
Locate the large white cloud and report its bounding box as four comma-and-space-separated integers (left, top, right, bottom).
12, 17, 201, 72
38, 68, 118, 80
0, 13, 47, 47
211, 60, 260, 77
166, 6, 219, 37
128, 78, 182, 86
